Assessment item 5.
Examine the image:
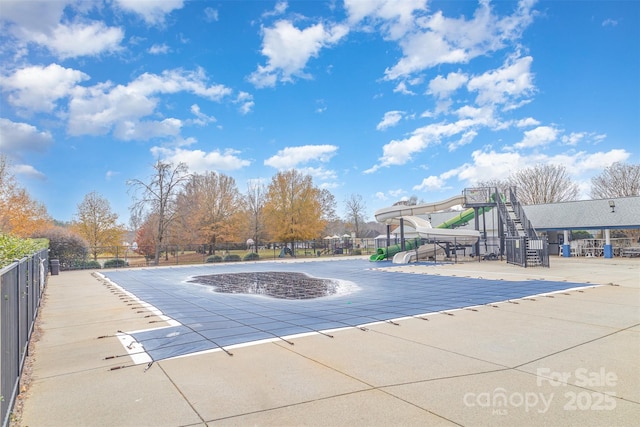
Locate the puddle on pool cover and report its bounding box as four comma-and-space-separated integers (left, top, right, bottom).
189, 271, 340, 299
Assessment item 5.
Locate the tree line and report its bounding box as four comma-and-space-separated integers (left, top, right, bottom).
127, 163, 368, 265
1, 153, 639, 266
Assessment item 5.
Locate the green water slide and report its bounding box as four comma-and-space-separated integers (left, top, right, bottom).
436, 206, 493, 229
370, 206, 495, 261
369, 239, 419, 261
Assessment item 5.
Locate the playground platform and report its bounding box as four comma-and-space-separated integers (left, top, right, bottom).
13, 256, 640, 426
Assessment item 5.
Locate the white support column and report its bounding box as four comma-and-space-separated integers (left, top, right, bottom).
604, 229, 613, 258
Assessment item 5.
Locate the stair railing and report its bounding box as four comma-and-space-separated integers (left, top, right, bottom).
507, 187, 539, 239
495, 188, 518, 237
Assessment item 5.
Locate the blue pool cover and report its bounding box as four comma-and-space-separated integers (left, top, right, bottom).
102, 260, 587, 362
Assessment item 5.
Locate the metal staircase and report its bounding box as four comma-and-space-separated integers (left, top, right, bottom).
495, 187, 549, 267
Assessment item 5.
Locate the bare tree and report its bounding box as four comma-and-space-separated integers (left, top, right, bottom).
0, 154, 15, 198
475, 179, 511, 196
245, 179, 268, 252
128, 161, 190, 265
590, 162, 640, 199
344, 194, 367, 237
72, 191, 124, 261
318, 188, 338, 223
509, 164, 579, 205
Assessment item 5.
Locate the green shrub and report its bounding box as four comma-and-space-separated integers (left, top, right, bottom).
243, 252, 260, 261
103, 258, 128, 268
206, 255, 223, 263
83, 260, 102, 269
0, 234, 47, 268
351, 249, 362, 256
223, 254, 241, 262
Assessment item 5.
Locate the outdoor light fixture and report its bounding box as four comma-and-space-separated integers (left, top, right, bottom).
609, 200, 615, 213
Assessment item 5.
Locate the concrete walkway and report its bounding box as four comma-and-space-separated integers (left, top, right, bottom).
14, 257, 640, 426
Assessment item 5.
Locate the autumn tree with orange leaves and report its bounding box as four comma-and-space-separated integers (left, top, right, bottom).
263, 170, 326, 250
176, 171, 244, 254
0, 154, 51, 237
72, 191, 125, 261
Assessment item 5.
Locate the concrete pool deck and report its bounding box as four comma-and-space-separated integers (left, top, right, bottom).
14, 256, 640, 426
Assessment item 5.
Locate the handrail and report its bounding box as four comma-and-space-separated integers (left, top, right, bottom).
507, 188, 539, 239
494, 188, 518, 237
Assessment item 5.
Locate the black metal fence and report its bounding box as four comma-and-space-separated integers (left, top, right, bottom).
505, 237, 550, 268
1, 248, 49, 427
505, 237, 526, 267
51, 240, 379, 271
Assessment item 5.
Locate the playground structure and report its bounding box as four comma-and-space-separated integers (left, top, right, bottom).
372, 187, 550, 267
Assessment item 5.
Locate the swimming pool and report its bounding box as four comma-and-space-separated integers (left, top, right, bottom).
101, 259, 586, 363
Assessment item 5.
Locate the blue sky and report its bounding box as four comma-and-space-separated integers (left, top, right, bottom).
1, 0, 638, 225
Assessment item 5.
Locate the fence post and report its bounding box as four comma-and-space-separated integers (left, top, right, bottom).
1, 248, 48, 427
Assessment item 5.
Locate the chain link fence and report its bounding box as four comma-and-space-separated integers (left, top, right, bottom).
50, 239, 380, 271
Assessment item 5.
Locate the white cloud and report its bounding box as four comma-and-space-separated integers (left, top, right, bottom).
114, 0, 185, 25
467, 55, 535, 107
129, 69, 232, 101
114, 118, 183, 141
249, 20, 349, 87
67, 68, 233, 138
561, 132, 586, 146
105, 170, 119, 181
443, 147, 630, 199
264, 144, 338, 169
11, 164, 46, 180
552, 149, 629, 176
204, 7, 219, 22
297, 166, 338, 181
516, 117, 540, 127
35, 22, 124, 59
393, 81, 415, 95
388, 189, 406, 198
189, 104, 216, 126
151, 146, 251, 172
235, 92, 254, 115
148, 43, 170, 55
602, 18, 618, 27
0, 1, 124, 59
448, 130, 478, 152
454, 149, 529, 184
376, 111, 404, 130
427, 71, 468, 98
375, 191, 388, 201
0, 118, 53, 154
413, 175, 445, 191
262, 1, 289, 18
0, 0, 70, 33
1, 63, 89, 113
344, 0, 426, 39
454, 105, 496, 124
560, 131, 607, 147
513, 125, 559, 149
366, 118, 484, 173
384, 1, 536, 80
